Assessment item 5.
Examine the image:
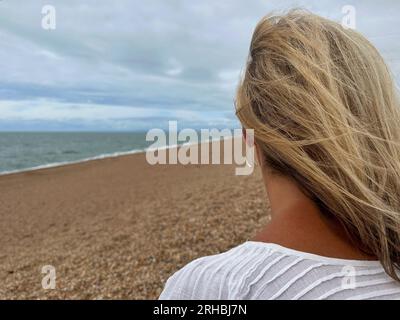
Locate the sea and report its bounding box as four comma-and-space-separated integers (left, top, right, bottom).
0, 132, 153, 175
0, 131, 239, 175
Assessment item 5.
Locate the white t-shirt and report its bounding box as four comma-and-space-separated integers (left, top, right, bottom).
159, 241, 400, 300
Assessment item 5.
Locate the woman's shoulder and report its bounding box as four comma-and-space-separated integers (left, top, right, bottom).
158, 241, 287, 299
159, 241, 385, 300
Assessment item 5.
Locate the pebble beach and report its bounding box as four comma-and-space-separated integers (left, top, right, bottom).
1, 142, 270, 299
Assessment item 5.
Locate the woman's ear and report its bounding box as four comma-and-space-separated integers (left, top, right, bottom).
254, 143, 262, 167
242, 128, 247, 143
243, 128, 260, 166
242, 128, 253, 147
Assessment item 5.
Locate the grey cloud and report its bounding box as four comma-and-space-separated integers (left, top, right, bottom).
0, 0, 399, 130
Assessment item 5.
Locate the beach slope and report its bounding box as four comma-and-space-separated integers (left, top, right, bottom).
0, 144, 268, 299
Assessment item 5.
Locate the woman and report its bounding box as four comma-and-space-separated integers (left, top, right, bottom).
159, 10, 400, 299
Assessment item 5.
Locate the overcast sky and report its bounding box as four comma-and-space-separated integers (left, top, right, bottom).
0, 0, 399, 131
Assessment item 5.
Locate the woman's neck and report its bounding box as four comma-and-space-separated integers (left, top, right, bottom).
253, 168, 376, 261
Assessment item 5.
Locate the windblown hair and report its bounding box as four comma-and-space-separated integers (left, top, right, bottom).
236, 10, 400, 279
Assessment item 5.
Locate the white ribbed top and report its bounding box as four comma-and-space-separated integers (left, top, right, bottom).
159, 241, 400, 300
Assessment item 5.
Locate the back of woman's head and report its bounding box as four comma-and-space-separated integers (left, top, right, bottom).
236, 9, 400, 279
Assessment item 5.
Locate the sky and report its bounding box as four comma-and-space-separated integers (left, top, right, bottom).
0, 0, 399, 131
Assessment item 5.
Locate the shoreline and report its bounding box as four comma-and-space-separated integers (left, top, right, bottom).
0, 148, 146, 177
0, 135, 242, 177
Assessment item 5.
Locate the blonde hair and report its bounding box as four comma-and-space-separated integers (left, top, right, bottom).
236, 10, 400, 279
